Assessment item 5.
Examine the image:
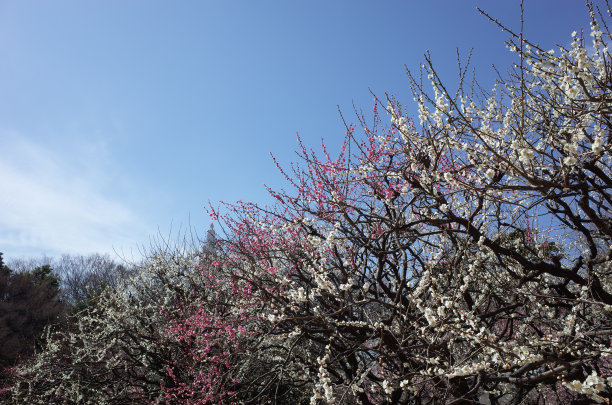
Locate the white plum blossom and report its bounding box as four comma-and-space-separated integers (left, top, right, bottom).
592, 136, 604, 153
564, 155, 578, 166
519, 148, 535, 164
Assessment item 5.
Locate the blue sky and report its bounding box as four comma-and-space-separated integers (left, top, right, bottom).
0, 1, 591, 261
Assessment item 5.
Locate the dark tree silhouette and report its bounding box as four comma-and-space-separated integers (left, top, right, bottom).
0, 256, 64, 370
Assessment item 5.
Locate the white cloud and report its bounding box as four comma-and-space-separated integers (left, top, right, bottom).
0, 132, 148, 260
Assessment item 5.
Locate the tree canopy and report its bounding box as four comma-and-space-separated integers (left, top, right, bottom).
0, 257, 63, 372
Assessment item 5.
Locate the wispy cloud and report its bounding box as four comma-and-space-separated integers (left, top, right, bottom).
0, 132, 148, 260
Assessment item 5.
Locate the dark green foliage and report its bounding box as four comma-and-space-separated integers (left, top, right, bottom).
0, 254, 64, 369
32, 265, 60, 288
0, 253, 10, 276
